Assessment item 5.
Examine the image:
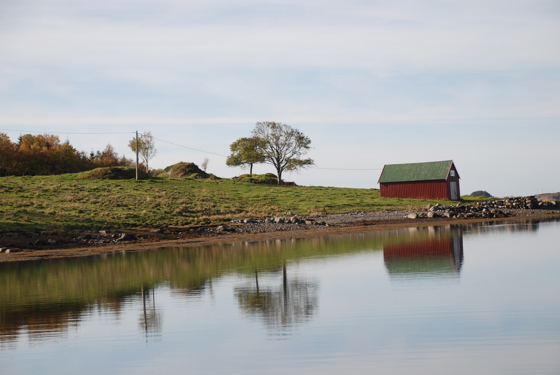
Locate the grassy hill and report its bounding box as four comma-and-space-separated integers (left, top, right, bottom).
0, 171, 481, 232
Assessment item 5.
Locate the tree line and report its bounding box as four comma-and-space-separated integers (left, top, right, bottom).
0, 132, 133, 176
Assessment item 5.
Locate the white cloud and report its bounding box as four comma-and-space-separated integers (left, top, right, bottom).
0, 0, 559, 195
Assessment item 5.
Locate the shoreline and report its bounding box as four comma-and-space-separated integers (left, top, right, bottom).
2, 210, 560, 263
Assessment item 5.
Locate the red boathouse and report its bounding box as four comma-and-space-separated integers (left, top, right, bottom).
378, 160, 460, 200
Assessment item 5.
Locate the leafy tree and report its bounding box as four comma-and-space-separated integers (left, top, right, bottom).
128, 131, 157, 173
226, 136, 265, 175
0, 133, 131, 176
252, 122, 314, 185
0, 132, 15, 176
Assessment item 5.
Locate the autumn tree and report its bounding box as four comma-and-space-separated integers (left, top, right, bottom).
128, 131, 157, 173
0, 132, 15, 176
252, 122, 313, 185
225, 136, 265, 175
0, 133, 133, 176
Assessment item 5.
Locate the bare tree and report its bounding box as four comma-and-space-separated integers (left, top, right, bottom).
201, 157, 210, 172
128, 131, 157, 173
252, 122, 314, 185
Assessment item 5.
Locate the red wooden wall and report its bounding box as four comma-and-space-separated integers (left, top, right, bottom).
380, 180, 450, 200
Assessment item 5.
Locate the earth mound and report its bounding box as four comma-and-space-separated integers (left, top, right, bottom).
78, 167, 149, 180
470, 190, 493, 198
233, 173, 279, 184
161, 162, 217, 179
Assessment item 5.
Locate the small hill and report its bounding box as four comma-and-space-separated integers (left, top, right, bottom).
78, 167, 149, 180
161, 162, 217, 179
233, 173, 279, 184
470, 190, 493, 198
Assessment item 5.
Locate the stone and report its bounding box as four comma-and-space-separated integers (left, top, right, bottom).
117, 233, 137, 242
407, 213, 418, 219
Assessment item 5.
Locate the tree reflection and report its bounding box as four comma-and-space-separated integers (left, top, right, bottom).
235, 262, 319, 335
138, 286, 162, 340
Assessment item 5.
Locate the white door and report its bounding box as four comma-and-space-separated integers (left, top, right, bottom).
450, 181, 458, 200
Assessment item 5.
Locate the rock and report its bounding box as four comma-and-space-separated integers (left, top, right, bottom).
117, 233, 137, 242
427, 212, 435, 218
407, 213, 418, 219
305, 219, 315, 225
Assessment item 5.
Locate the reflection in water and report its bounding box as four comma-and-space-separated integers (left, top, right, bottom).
235, 263, 319, 335
383, 226, 464, 280
139, 287, 162, 341
0, 217, 557, 349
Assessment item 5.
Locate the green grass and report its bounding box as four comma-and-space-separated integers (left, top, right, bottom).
0, 173, 487, 232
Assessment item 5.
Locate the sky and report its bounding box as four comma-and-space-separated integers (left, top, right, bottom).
0, 0, 559, 197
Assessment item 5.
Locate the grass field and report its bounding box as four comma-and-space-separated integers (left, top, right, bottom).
0, 172, 483, 232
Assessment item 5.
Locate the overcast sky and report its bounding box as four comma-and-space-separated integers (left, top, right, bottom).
1, 0, 559, 197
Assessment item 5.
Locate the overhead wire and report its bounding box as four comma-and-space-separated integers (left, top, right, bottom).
0, 128, 135, 135
1, 128, 383, 172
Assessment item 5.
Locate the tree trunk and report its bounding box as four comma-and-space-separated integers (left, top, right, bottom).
249, 163, 253, 175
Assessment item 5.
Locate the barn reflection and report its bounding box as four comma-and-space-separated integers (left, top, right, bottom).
383, 226, 464, 280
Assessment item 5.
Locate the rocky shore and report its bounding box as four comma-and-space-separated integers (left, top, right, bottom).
1, 196, 559, 262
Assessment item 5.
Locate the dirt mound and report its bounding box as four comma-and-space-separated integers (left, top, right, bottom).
78, 167, 149, 180
233, 173, 278, 184
470, 190, 493, 197
161, 162, 214, 179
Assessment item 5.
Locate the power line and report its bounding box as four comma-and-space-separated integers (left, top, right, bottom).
153, 137, 228, 157
0, 128, 135, 135
2, 128, 383, 172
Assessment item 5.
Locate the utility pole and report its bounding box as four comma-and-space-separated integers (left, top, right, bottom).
135, 130, 139, 181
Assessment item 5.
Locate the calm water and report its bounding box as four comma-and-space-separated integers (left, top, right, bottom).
1, 218, 559, 375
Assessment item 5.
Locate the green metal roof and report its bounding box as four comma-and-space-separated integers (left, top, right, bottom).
378, 160, 454, 183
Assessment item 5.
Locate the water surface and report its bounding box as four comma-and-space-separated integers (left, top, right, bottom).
1, 218, 559, 374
